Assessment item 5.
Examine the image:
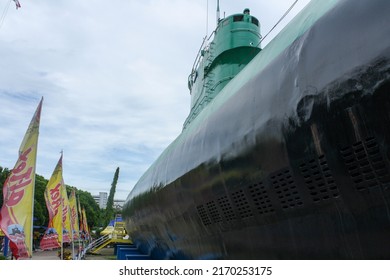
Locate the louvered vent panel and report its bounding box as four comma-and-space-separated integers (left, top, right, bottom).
196, 205, 211, 226
271, 169, 303, 210
206, 201, 222, 223
299, 155, 340, 202
217, 195, 236, 221
340, 137, 390, 191
248, 182, 275, 214
231, 190, 253, 218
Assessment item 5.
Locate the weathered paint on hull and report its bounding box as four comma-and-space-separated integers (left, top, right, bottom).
123, 0, 390, 259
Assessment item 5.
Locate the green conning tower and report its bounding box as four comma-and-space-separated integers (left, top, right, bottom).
184, 8, 261, 129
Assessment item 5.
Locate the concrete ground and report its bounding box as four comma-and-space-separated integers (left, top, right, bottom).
30, 247, 115, 260
31, 249, 59, 260
85, 247, 116, 260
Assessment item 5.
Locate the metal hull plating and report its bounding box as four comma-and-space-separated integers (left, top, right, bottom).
123, 0, 390, 259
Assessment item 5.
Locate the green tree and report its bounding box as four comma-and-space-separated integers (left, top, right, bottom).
104, 167, 120, 226
76, 188, 101, 229
33, 174, 49, 226
0, 166, 11, 207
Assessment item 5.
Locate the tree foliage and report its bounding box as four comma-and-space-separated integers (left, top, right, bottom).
0, 166, 11, 207
104, 167, 120, 226
75, 187, 101, 229
33, 174, 49, 226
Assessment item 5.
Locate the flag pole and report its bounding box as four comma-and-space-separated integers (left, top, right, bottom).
61, 198, 64, 260
60, 150, 64, 260
70, 201, 75, 260
77, 195, 83, 259
30, 97, 43, 258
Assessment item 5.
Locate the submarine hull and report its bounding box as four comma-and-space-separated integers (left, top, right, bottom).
123, 0, 390, 259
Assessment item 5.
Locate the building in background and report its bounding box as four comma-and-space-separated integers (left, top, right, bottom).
93, 192, 125, 210
93, 192, 108, 209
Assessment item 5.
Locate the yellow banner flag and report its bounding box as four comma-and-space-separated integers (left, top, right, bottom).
68, 189, 80, 241
77, 197, 83, 233
61, 182, 72, 244
40, 155, 63, 250
81, 208, 90, 240
0, 98, 43, 259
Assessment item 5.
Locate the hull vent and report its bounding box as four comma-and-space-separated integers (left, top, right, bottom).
248, 182, 275, 214
196, 205, 212, 226
206, 201, 222, 223
299, 155, 340, 202
217, 195, 236, 221
340, 137, 390, 191
231, 190, 253, 218
270, 168, 303, 210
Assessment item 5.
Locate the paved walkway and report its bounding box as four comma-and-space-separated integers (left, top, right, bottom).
85, 247, 116, 260
31, 249, 59, 260
30, 247, 115, 260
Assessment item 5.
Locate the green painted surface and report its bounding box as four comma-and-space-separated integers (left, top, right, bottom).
184, 9, 261, 128
185, 0, 339, 131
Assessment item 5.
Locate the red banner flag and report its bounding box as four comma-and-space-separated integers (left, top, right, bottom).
0, 98, 43, 259
40, 155, 63, 250
69, 189, 80, 241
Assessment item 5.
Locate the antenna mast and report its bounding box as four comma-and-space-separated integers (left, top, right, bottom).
216, 0, 220, 24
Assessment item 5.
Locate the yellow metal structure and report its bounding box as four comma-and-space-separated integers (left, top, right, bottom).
89, 216, 132, 254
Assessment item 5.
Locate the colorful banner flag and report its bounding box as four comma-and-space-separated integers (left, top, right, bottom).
68, 189, 79, 241
81, 208, 90, 241
61, 182, 72, 244
40, 155, 63, 250
0, 98, 43, 259
77, 197, 83, 234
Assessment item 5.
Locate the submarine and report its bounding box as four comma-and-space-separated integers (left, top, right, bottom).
122, 0, 390, 259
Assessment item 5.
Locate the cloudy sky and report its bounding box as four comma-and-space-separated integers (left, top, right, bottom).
0, 0, 310, 200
